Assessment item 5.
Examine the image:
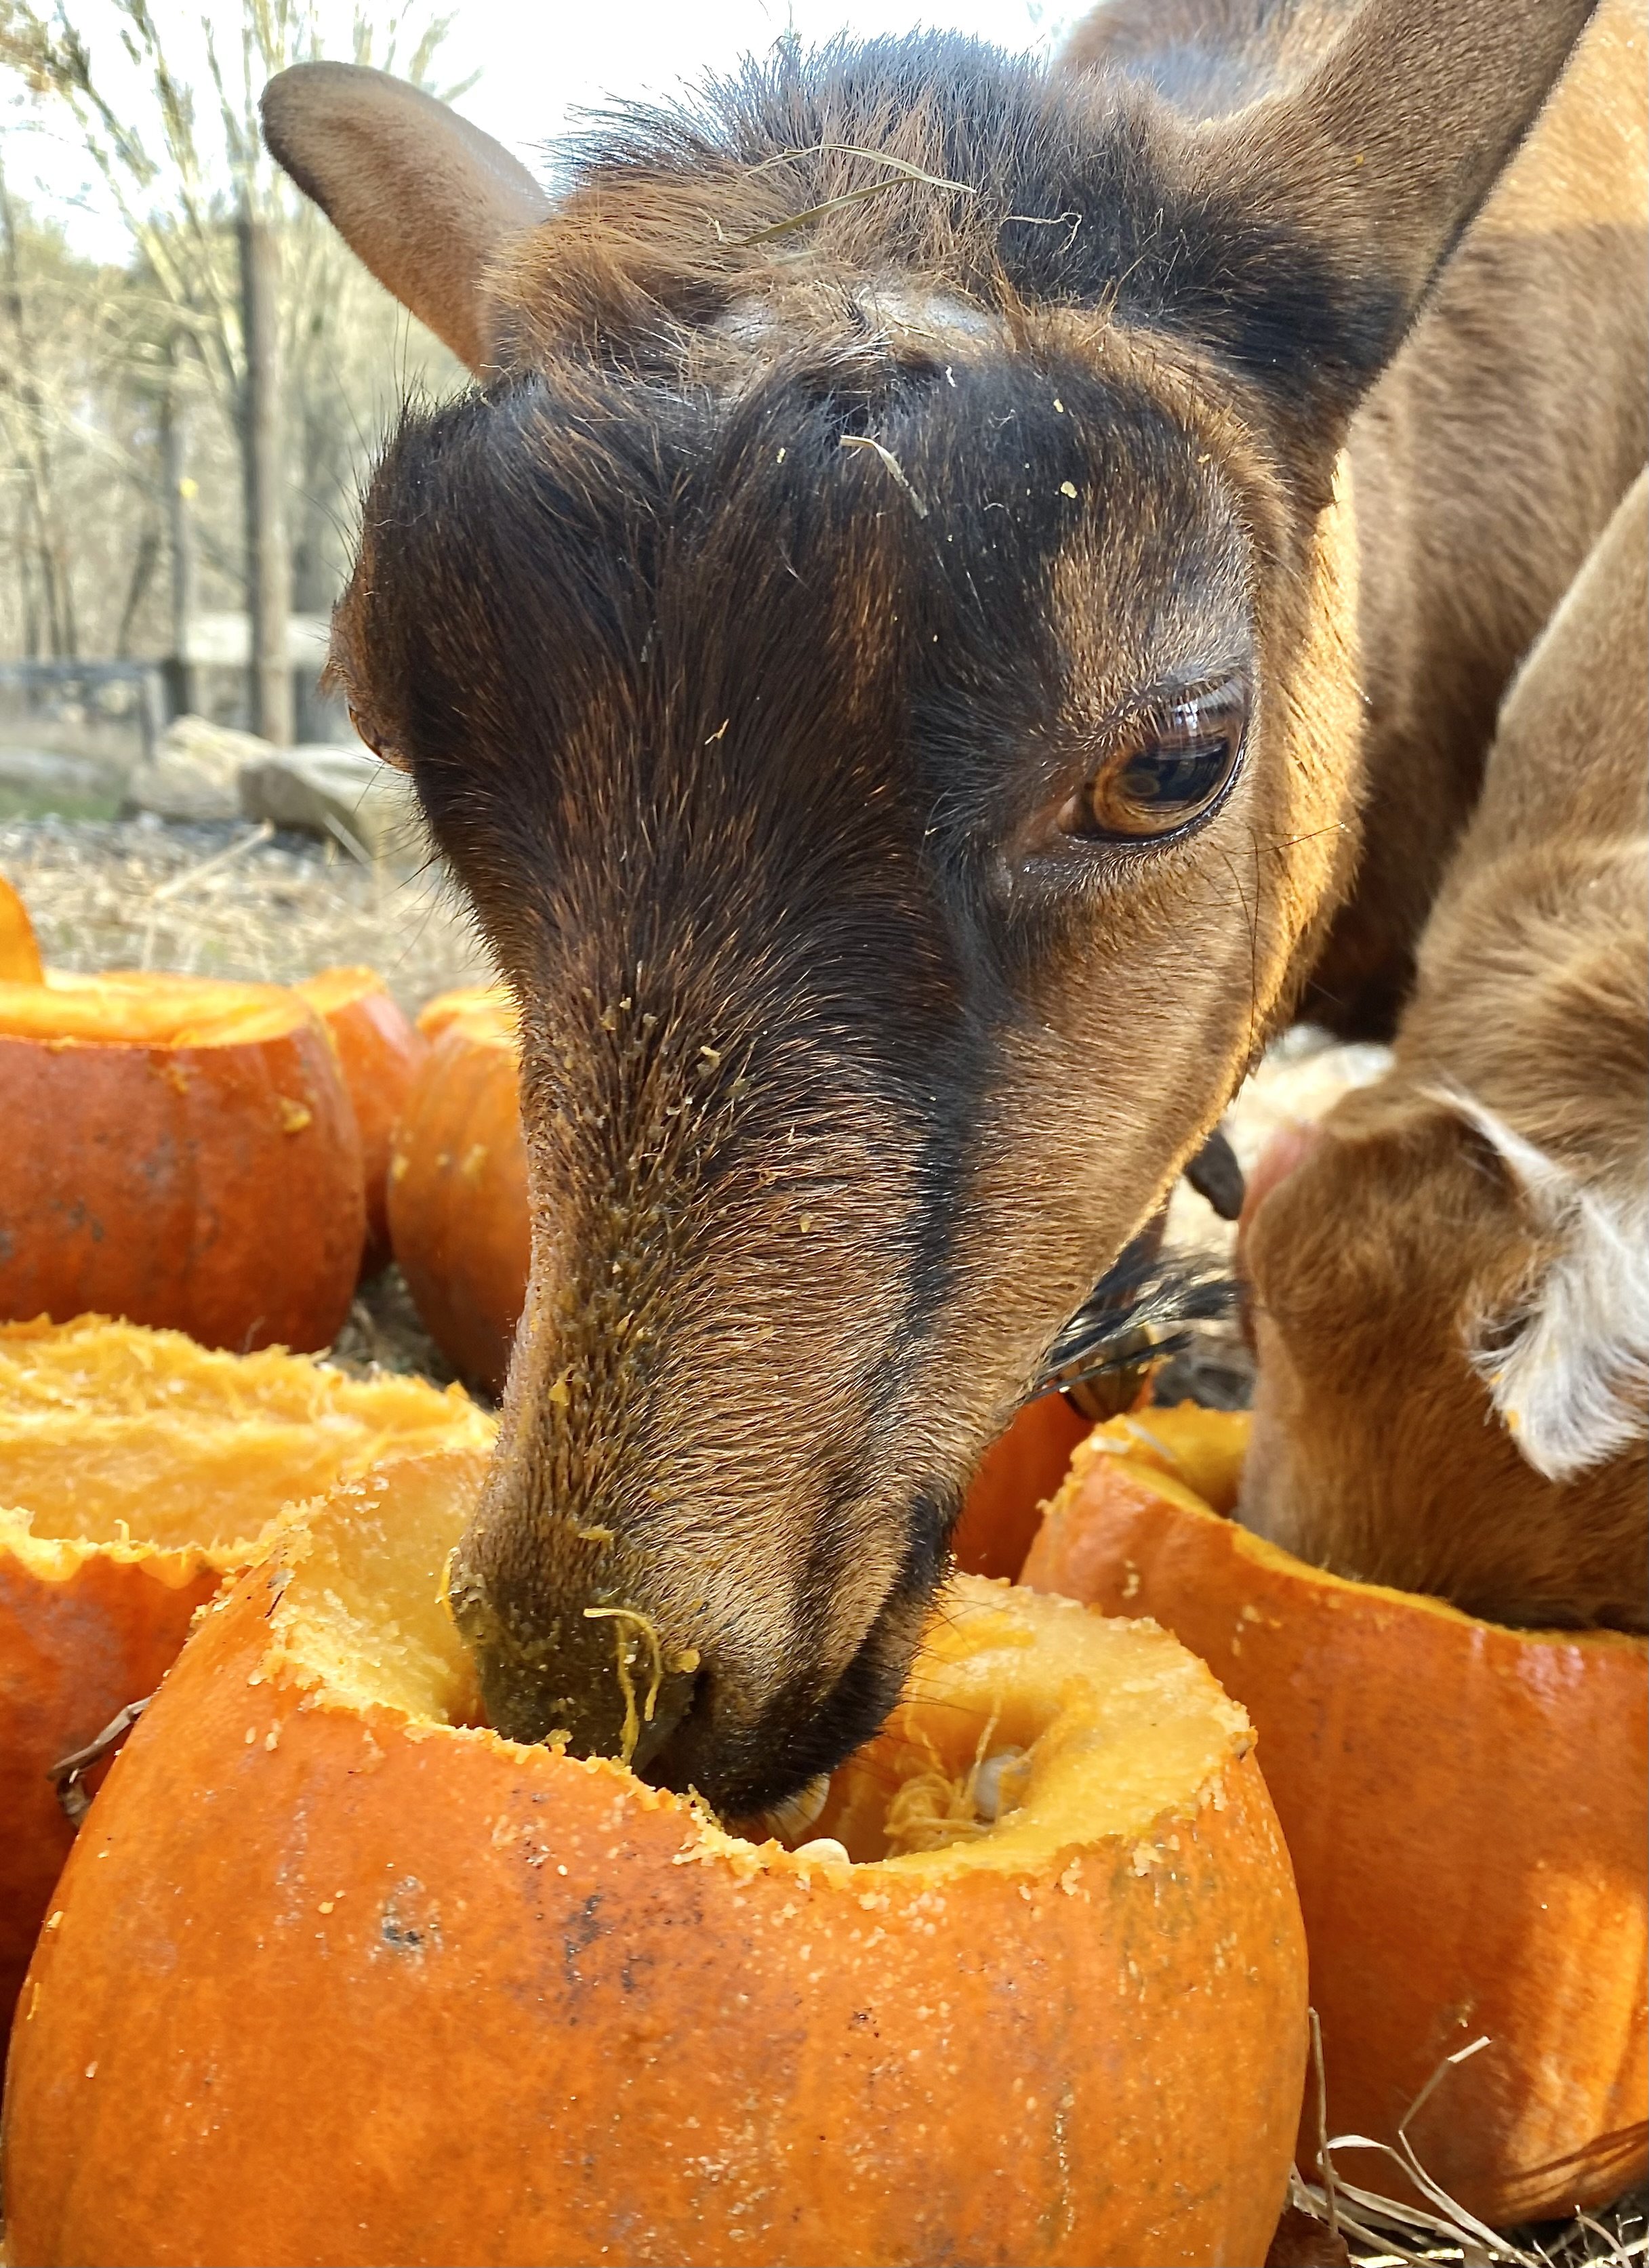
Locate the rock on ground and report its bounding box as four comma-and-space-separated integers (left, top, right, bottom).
238, 745, 426, 865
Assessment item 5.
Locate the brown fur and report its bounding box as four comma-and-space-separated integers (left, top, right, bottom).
1240, 470, 1648, 1629
1071, 0, 1649, 1032
262, 0, 1643, 1807
260, 62, 548, 372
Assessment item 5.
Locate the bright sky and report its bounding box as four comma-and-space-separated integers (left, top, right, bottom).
5, 0, 1086, 262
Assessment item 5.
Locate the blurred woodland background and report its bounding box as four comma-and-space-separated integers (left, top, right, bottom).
0, 0, 1078, 815
0, 0, 464, 790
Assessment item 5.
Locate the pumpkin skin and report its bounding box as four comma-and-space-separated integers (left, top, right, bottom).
951, 1399, 1250, 1583
952, 1391, 1093, 1579
296, 965, 428, 1274
388, 989, 529, 1390
0, 971, 364, 1350
1022, 1415, 1649, 2225
416, 981, 509, 1041
2, 1448, 1309, 2268
0, 1316, 494, 2032
0, 873, 43, 983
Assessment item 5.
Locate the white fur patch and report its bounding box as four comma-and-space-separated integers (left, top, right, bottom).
857, 285, 994, 341
1435, 1088, 1649, 1482
714, 286, 994, 350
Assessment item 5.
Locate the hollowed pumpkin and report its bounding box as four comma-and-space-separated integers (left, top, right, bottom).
296, 965, 428, 1275
1022, 1412, 1649, 2225
0, 873, 43, 983
0, 969, 363, 1350
3, 1445, 1308, 2268
0, 1315, 495, 2032
388, 987, 529, 1390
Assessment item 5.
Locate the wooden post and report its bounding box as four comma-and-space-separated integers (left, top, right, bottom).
159, 346, 197, 718
237, 206, 292, 746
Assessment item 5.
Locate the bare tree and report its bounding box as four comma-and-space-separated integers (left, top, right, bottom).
0, 0, 467, 713
0, 142, 76, 655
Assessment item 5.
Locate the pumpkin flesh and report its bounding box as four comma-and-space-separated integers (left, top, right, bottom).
0, 1316, 494, 2031
0, 874, 43, 984
3, 1446, 1308, 2268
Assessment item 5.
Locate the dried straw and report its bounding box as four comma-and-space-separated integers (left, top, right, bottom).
1288, 2017, 1648, 2268
0, 815, 494, 1014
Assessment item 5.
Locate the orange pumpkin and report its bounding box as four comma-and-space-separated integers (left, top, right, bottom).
296, 965, 429, 1275
2, 1445, 1309, 2268
416, 981, 510, 1041
1023, 1411, 1649, 2225
0, 872, 43, 983
951, 1391, 1093, 1579
0, 1315, 494, 2032
388, 987, 529, 1390
0, 970, 364, 1351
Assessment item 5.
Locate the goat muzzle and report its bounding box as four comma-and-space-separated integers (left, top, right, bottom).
445, 1552, 701, 1774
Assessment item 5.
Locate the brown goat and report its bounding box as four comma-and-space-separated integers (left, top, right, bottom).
1240, 468, 1648, 1631
262, 0, 1643, 1813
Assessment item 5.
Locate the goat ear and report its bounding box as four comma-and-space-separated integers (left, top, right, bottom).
1183, 0, 1600, 430
261, 63, 550, 375
1435, 1088, 1649, 1484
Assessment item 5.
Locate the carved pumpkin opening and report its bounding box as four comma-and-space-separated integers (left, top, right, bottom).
4, 1443, 1309, 2268
0, 971, 365, 1353
1023, 1410, 1649, 2225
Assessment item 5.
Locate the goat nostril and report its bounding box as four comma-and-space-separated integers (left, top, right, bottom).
627, 1662, 702, 1779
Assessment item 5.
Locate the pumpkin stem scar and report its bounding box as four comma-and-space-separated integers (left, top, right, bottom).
582, 1605, 666, 1762
48, 1695, 152, 1829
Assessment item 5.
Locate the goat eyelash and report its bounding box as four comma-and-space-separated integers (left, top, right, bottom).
1030, 1245, 1238, 1403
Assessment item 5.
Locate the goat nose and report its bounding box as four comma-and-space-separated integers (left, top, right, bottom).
446, 1560, 701, 1771
1238, 1119, 1322, 1250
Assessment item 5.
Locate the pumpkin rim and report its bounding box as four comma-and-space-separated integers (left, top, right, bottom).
293, 964, 391, 1013
0, 1515, 259, 1586
0, 1315, 494, 1563
259, 1448, 1264, 1889
0, 969, 323, 1050
1055, 1426, 1648, 1656
415, 982, 516, 1044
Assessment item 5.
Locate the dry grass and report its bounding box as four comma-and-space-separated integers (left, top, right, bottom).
0, 814, 493, 1014
1288, 2020, 1648, 2268
1334, 2191, 1648, 2268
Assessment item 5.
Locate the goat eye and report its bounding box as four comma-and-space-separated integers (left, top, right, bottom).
346, 701, 411, 775
1058, 682, 1248, 842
